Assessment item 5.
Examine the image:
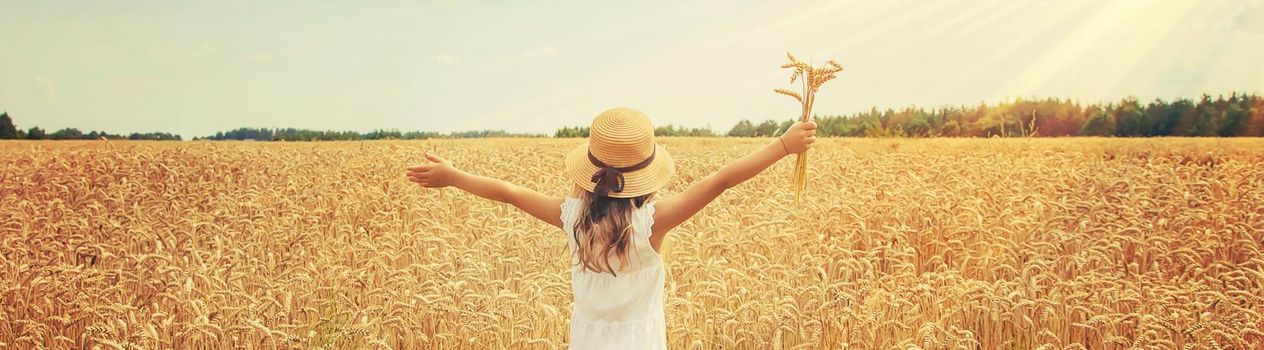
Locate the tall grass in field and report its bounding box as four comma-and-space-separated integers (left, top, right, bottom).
1, 138, 1263, 349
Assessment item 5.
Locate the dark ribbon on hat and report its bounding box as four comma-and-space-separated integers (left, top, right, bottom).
588, 148, 656, 197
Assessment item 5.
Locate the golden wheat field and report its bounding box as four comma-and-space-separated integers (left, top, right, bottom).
2, 138, 1263, 350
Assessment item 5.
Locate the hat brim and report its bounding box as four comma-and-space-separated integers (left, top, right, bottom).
564, 142, 675, 198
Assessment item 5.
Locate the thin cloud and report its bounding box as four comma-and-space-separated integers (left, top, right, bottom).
434, 54, 461, 65
522, 45, 558, 59
35, 76, 58, 105
1230, 1, 1264, 36
240, 52, 272, 62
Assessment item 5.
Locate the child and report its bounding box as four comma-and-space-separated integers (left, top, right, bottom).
406, 107, 816, 349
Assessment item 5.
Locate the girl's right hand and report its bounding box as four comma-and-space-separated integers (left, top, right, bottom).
407, 152, 462, 188
780, 120, 817, 154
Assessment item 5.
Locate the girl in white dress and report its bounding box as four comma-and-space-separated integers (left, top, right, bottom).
406, 107, 817, 349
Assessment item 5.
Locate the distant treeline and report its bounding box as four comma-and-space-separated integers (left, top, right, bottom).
197, 127, 545, 141
554, 124, 719, 138
799, 93, 1264, 137
555, 93, 1264, 138
749, 93, 1263, 138
4, 93, 1262, 141
0, 112, 182, 140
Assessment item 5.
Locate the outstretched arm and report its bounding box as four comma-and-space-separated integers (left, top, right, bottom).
652, 121, 817, 239
407, 153, 564, 228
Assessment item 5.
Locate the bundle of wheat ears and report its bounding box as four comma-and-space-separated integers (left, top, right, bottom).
775, 52, 843, 202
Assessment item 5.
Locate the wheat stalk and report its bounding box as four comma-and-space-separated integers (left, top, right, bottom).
776, 52, 843, 202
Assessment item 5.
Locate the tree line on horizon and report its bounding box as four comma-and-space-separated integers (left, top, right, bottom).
197, 128, 546, 141
798, 92, 1264, 138
0, 112, 182, 141
3, 93, 1262, 141
557, 93, 1264, 138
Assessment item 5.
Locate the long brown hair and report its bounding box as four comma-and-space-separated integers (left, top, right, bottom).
572, 188, 653, 276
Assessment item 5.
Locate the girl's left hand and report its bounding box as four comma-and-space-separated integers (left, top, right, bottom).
780, 120, 817, 154
407, 152, 461, 188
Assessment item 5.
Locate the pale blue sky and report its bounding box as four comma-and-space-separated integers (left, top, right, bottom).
2, 1, 1262, 138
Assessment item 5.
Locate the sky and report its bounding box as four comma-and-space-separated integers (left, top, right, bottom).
2, 0, 1262, 138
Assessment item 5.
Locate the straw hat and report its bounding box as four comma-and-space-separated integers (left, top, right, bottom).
564, 108, 675, 198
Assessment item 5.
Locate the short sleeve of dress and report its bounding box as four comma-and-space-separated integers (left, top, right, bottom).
646, 201, 656, 227
639, 201, 657, 238
560, 197, 579, 233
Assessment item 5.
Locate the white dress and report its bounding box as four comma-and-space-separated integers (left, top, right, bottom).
559, 197, 667, 350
